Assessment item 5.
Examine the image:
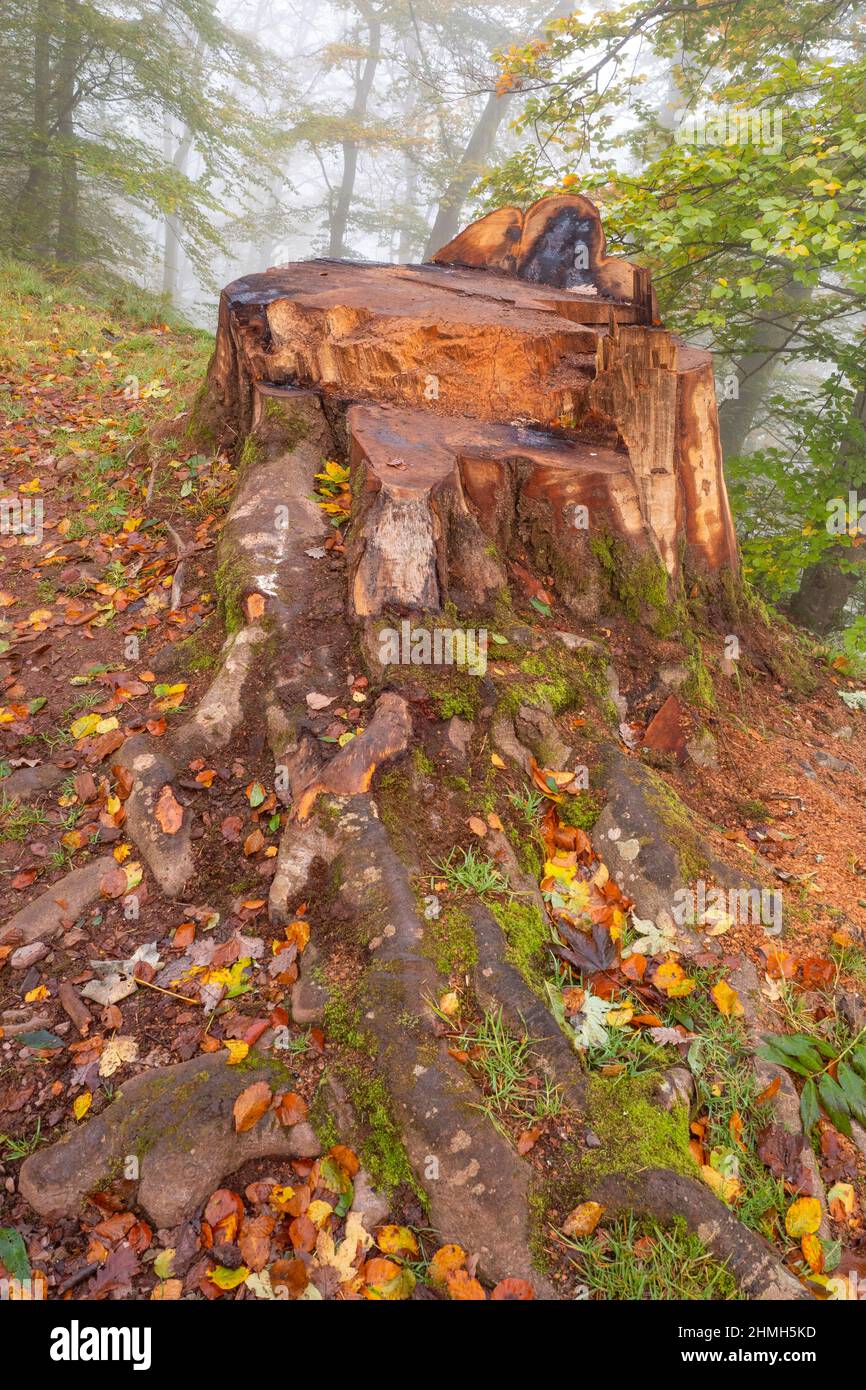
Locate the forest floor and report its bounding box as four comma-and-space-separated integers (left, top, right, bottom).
1, 261, 866, 1303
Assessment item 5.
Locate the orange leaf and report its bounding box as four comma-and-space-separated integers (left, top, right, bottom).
491, 1277, 534, 1300
155, 784, 183, 835
232, 1081, 272, 1134
445, 1268, 487, 1300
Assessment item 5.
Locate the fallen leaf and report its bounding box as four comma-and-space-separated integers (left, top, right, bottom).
785, 1196, 822, 1238
562, 1201, 604, 1237
233, 1081, 272, 1134
155, 784, 183, 835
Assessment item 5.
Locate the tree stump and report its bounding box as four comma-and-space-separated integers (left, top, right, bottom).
202, 192, 738, 629
67, 195, 802, 1299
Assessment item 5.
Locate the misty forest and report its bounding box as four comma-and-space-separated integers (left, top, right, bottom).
1, 0, 866, 1312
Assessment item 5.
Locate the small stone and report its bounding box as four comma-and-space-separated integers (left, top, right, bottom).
658, 663, 689, 689
813, 748, 860, 777
554, 631, 602, 654
291, 973, 330, 1026
350, 1168, 389, 1228
445, 716, 472, 757
685, 727, 718, 769
9, 939, 48, 973
837, 990, 866, 1036
583, 1130, 602, 1149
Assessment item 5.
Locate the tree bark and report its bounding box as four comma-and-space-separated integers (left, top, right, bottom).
328, 11, 382, 258
422, 0, 574, 259
12, 0, 53, 257
786, 387, 866, 634
55, 0, 82, 263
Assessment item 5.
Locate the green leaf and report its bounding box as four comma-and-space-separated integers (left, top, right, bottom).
818, 1073, 852, 1137
529, 597, 551, 618
0, 1227, 30, 1282
837, 1061, 866, 1126
800, 1077, 820, 1133
850, 1046, 866, 1082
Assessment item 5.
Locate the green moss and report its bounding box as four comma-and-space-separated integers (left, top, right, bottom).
323, 987, 372, 1055
376, 768, 410, 842
238, 432, 263, 471
590, 531, 684, 638
642, 766, 710, 882
558, 791, 603, 831
309, 1079, 340, 1152
682, 633, 715, 709
316, 797, 342, 834
517, 837, 543, 880
578, 1072, 694, 1184
337, 1062, 426, 1203
528, 1185, 555, 1276
435, 687, 479, 721
262, 396, 309, 450
489, 899, 552, 994
214, 555, 246, 635
422, 904, 478, 976
497, 642, 614, 725
412, 746, 434, 776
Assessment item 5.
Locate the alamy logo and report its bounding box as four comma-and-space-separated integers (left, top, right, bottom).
50, 1320, 152, 1371
0, 495, 43, 543
378, 619, 487, 676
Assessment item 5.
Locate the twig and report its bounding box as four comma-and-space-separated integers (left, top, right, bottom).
164, 521, 192, 612
135, 977, 199, 1006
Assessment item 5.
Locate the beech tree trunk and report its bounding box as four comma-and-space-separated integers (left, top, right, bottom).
203, 192, 738, 627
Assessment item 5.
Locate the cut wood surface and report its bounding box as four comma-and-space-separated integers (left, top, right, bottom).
204, 193, 737, 593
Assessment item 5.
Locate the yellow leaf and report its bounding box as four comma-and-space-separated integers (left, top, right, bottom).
224, 1040, 249, 1065
785, 1196, 822, 1238
25, 986, 48, 1003
208, 1264, 249, 1290
655, 959, 696, 997
73, 1092, 92, 1121
700, 1165, 741, 1204
439, 991, 460, 1017
376, 1225, 419, 1257
307, 1200, 334, 1228
70, 713, 100, 739
491, 753, 506, 769
562, 1201, 605, 1237
711, 981, 744, 1017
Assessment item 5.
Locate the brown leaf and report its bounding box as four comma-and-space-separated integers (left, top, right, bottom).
243, 828, 265, 856
288, 1214, 316, 1253
274, 1092, 308, 1127
155, 784, 183, 835
232, 1081, 272, 1134
516, 1126, 542, 1155
203, 1189, 244, 1242
99, 866, 130, 899
239, 1212, 275, 1271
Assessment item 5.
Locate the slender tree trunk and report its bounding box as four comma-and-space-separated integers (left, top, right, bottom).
13, 0, 53, 256
328, 13, 381, 258
55, 0, 82, 263
787, 388, 866, 634
719, 280, 813, 459
422, 1, 573, 258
